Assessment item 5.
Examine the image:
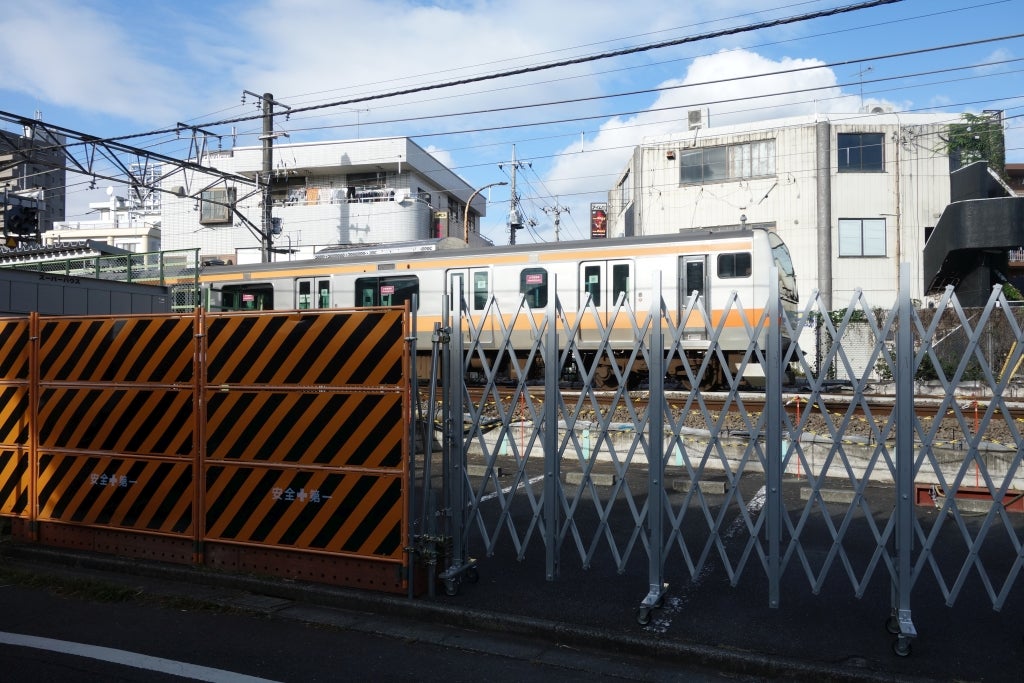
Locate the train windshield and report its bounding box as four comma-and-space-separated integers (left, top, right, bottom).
768, 232, 798, 302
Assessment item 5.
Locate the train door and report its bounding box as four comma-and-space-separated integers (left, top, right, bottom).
448, 268, 493, 345
296, 277, 331, 309
578, 260, 633, 343
679, 254, 709, 338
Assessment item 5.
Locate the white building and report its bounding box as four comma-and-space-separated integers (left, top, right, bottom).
48, 187, 161, 254
160, 137, 487, 265
606, 111, 960, 309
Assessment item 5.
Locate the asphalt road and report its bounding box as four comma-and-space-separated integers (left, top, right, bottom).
0, 563, 740, 682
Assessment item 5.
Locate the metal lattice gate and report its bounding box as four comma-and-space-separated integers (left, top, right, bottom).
417, 265, 1024, 654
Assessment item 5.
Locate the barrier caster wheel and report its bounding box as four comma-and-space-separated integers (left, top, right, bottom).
465, 567, 480, 584
892, 637, 912, 657
885, 615, 900, 635
636, 606, 652, 626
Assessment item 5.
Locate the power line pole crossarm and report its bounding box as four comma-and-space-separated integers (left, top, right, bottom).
542, 203, 569, 242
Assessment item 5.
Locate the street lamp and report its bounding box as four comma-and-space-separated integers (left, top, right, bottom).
463, 181, 508, 244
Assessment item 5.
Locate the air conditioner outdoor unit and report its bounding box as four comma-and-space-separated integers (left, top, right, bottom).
687, 109, 707, 131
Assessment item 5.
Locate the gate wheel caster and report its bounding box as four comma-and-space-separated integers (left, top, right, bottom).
892, 636, 912, 657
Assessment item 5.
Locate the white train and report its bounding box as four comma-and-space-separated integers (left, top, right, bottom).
199, 228, 798, 388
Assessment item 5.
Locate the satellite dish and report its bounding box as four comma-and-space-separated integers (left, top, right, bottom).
106, 186, 114, 196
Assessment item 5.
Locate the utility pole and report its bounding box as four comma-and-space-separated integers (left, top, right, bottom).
542, 202, 569, 242
499, 145, 528, 245
243, 91, 291, 262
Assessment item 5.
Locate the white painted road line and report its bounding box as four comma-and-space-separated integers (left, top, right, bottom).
478, 474, 546, 503
0, 631, 281, 682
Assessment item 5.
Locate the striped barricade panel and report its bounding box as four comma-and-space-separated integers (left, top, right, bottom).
205, 310, 405, 386
204, 465, 404, 559
0, 319, 30, 516
203, 309, 408, 562
0, 446, 28, 516
33, 315, 198, 537
38, 316, 195, 383
205, 391, 403, 467
36, 453, 192, 532
0, 318, 29, 381
37, 387, 194, 456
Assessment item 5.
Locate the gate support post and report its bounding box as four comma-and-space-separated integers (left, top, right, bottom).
544, 276, 561, 580
891, 265, 917, 654
766, 267, 782, 608
638, 273, 667, 623
440, 290, 474, 595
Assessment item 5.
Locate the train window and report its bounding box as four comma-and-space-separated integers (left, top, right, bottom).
318, 280, 331, 308
612, 263, 631, 304
520, 268, 548, 308
297, 278, 331, 309
583, 265, 601, 306
680, 257, 706, 304
219, 284, 274, 311
354, 275, 419, 310
473, 271, 489, 311
298, 279, 313, 309
718, 252, 752, 278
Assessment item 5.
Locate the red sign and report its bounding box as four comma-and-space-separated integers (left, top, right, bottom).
380, 285, 395, 295
525, 274, 543, 285
590, 203, 608, 239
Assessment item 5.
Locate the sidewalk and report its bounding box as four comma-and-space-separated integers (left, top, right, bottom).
2, 533, 1013, 683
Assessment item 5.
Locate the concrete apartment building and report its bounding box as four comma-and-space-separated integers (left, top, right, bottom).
0, 126, 66, 239
160, 137, 485, 265
605, 110, 965, 309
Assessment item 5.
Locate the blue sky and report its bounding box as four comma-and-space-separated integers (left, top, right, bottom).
0, 0, 1020, 244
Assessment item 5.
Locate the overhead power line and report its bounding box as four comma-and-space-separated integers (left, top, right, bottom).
103, 0, 904, 145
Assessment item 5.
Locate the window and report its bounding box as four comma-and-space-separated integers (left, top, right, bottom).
680, 140, 775, 185
520, 268, 548, 308
199, 187, 235, 225
838, 218, 886, 256
718, 252, 752, 278
838, 133, 884, 172
473, 271, 489, 311
612, 263, 631, 305
297, 278, 331, 309
219, 284, 273, 311
582, 265, 602, 306
355, 275, 419, 309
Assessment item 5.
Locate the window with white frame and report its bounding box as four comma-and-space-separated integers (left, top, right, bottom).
680, 140, 775, 185
838, 218, 886, 256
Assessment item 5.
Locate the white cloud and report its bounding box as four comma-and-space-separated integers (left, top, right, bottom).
0, 3, 191, 125
524, 49, 856, 242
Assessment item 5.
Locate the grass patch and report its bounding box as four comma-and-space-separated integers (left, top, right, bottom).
0, 565, 237, 614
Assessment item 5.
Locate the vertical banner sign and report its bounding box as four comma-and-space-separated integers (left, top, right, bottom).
590, 203, 608, 239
